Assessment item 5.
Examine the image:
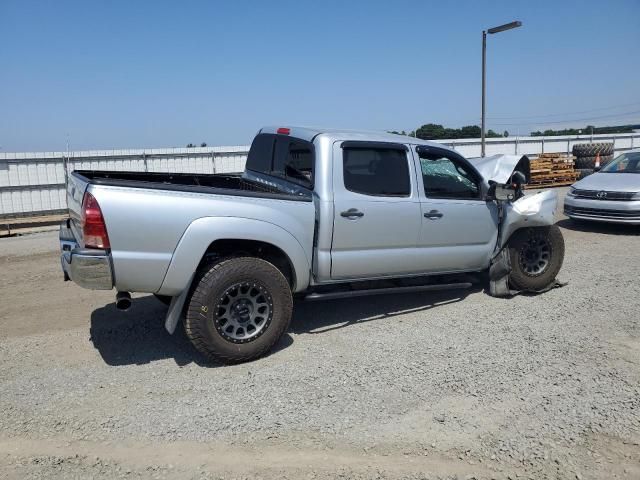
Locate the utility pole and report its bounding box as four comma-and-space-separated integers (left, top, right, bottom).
481, 30, 487, 157
481, 21, 522, 157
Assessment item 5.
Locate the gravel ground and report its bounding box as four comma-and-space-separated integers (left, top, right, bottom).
0, 188, 639, 479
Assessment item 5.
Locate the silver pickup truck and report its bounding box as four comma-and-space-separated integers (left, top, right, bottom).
60, 126, 564, 363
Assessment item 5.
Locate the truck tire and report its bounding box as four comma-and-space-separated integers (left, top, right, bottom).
184, 257, 293, 363
577, 168, 593, 179
575, 154, 613, 169
507, 225, 564, 291
572, 143, 613, 157
575, 156, 596, 169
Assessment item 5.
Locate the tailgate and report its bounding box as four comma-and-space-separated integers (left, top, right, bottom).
66, 172, 90, 244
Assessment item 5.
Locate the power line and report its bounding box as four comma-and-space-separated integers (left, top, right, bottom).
486, 101, 640, 120
402, 106, 640, 134
488, 110, 640, 127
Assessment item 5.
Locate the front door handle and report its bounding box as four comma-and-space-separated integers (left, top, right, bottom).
341, 208, 364, 219
424, 210, 443, 219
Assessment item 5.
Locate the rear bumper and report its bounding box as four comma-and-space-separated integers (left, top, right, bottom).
563, 196, 640, 225
60, 221, 113, 290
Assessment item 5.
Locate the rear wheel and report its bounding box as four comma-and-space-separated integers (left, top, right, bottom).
507, 226, 565, 291
184, 257, 293, 363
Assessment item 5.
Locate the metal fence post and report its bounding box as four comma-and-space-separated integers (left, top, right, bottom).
62, 153, 69, 187
211, 152, 216, 174
142, 152, 148, 172
541, 137, 545, 154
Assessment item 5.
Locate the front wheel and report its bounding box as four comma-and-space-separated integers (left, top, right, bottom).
184, 257, 293, 364
507, 225, 565, 291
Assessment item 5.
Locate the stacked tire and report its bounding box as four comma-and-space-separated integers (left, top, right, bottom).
572, 143, 614, 179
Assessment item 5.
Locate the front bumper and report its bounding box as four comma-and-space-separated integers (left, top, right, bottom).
563, 195, 640, 225
60, 221, 113, 290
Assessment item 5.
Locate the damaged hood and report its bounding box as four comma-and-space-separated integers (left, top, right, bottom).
470, 154, 531, 184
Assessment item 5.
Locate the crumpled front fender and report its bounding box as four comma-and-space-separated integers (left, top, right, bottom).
500, 190, 558, 248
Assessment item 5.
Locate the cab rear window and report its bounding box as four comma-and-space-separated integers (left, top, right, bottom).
246, 133, 314, 189
245, 134, 274, 174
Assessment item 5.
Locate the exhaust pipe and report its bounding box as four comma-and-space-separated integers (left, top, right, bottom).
115, 291, 132, 311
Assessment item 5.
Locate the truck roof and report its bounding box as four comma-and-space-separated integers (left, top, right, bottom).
259, 126, 448, 149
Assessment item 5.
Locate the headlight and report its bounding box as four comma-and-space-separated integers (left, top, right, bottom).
567, 187, 577, 197
632, 191, 640, 200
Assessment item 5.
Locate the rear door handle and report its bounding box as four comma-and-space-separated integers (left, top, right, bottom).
424, 210, 443, 219
341, 208, 364, 219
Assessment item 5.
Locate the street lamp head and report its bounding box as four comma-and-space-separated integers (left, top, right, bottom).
487, 21, 522, 34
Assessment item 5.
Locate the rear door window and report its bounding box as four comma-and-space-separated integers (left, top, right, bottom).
342, 147, 410, 197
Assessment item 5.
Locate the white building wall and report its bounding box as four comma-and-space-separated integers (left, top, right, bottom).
1, 133, 638, 217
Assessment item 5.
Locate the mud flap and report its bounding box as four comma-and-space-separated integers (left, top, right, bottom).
163, 274, 194, 334
489, 248, 567, 298
489, 249, 513, 297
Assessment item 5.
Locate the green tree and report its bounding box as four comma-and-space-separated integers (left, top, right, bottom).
416, 124, 447, 140
503, 130, 509, 138
460, 125, 481, 138
529, 124, 638, 136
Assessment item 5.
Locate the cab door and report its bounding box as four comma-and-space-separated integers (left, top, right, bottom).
412, 145, 498, 272
330, 141, 422, 279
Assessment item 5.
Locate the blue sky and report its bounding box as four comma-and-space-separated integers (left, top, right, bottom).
1, 0, 639, 151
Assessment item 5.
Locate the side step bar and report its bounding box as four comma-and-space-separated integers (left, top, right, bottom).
304, 282, 472, 302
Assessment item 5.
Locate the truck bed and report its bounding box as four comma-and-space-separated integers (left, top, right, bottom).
75, 170, 312, 202
66, 169, 316, 294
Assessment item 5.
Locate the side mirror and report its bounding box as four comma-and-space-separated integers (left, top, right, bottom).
487, 181, 516, 202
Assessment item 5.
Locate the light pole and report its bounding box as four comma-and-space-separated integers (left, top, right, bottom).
481, 20, 522, 157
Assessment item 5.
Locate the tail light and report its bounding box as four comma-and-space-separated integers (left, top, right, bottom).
81, 192, 110, 249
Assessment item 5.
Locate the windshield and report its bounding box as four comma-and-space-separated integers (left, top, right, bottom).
601, 151, 640, 173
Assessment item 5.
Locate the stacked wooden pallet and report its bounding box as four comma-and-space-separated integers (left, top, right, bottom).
526, 153, 579, 188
